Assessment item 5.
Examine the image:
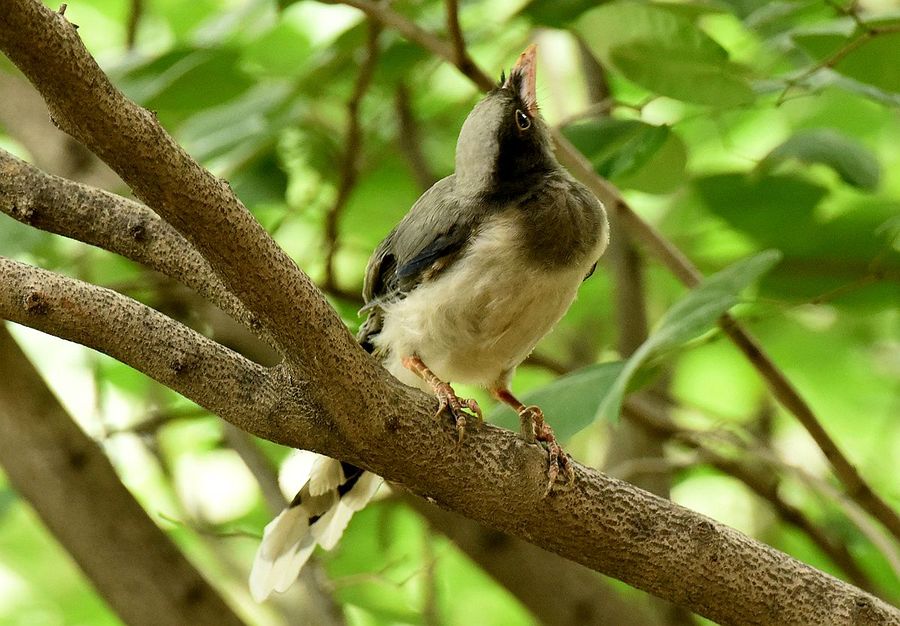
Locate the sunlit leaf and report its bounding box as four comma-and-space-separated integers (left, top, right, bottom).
562, 119, 675, 183
611, 43, 755, 106
577, 1, 728, 66
597, 251, 782, 422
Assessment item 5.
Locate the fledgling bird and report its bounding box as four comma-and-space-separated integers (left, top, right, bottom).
250, 45, 609, 602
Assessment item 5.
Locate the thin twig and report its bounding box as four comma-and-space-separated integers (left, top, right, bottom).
623, 397, 883, 596
445, 0, 466, 65
778, 17, 900, 105
326, 0, 900, 543
323, 23, 381, 291
125, 0, 142, 50
394, 84, 438, 190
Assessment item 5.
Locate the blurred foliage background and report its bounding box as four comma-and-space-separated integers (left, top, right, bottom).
0, 0, 898, 624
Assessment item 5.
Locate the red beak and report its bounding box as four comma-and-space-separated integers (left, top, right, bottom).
504, 44, 538, 116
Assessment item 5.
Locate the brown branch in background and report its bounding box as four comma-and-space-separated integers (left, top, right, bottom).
0, 73, 121, 189
443, 0, 479, 80
322, 0, 495, 91
322, 23, 381, 292
777, 14, 900, 105
394, 84, 438, 190
575, 34, 611, 104
623, 396, 884, 597
406, 496, 663, 626
0, 326, 246, 626
125, 0, 142, 49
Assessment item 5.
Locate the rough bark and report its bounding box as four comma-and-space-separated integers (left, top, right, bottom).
0, 1, 898, 624
0, 325, 246, 626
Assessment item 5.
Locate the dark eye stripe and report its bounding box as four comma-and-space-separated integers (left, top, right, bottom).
515, 109, 531, 131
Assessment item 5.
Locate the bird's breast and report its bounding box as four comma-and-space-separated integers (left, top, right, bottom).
375, 213, 598, 389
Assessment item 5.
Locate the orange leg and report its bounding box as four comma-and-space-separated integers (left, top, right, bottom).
491, 387, 575, 496
402, 355, 482, 446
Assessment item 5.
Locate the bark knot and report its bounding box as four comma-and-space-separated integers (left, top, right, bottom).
22, 291, 50, 315
11, 198, 37, 224
127, 219, 148, 242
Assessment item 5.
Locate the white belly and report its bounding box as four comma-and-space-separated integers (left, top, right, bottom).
372, 214, 599, 391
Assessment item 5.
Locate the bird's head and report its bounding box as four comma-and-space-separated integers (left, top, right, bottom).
455, 45, 556, 199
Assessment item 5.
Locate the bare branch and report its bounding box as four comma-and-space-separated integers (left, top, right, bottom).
126, 0, 142, 49
394, 84, 438, 190
0, 326, 246, 626
323, 23, 381, 291
321, 0, 495, 91
4, 257, 896, 623
0, 149, 268, 343
623, 397, 882, 596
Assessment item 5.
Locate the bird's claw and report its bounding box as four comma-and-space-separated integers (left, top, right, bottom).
518, 405, 540, 443
434, 382, 482, 448
519, 405, 574, 497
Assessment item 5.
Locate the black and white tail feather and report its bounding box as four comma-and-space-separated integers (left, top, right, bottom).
250, 453, 382, 602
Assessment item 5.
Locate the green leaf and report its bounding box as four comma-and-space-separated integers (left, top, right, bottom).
759, 129, 881, 190
519, 0, 611, 27
616, 130, 688, 194
576, 2, 753, 106
562, 119, 674, 182
577, 1, 728, 65
611, 42, 755, 106
116, 48, 254, 121
694, 173, 827, 254
489, 362, 625, 441
597, 251, 782, 422
240, 19, 313, 77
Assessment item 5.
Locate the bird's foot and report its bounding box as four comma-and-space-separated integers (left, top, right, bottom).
519, 405, 575, 497
402, 355, 482, 447
434, 381, 483, 447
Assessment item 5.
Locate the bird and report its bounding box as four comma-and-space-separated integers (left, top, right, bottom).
250, 44, 609, 602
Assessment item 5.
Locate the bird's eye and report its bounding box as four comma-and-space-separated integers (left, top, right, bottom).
515, 109, 531, 131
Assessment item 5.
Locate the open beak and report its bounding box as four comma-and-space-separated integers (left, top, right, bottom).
504, 44, 538, 116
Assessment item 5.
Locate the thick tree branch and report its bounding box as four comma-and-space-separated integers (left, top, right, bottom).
1, 2, 899, 623
2, 259, 897, 624
0, 325, 246, 626
0, 256, 341, 452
